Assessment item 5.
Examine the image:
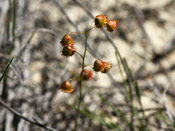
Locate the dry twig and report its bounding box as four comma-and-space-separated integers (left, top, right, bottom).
0, 99, 57, 131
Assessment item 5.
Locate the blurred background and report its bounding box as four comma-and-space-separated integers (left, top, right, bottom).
0, 0, 175, 130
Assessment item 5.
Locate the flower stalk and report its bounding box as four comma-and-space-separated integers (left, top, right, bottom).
74, 29, 91, 131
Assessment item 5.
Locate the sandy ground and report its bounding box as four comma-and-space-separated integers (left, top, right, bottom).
0, 0, 175, 130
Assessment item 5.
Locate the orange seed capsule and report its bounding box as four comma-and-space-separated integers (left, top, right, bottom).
59, 81, 74, 93
94, 15, 107, 28
82, 69, 93, 81
106, 20, 118, 32
102, 62, 112, 73
93, 60, 106, 72
60, 33, 74, 46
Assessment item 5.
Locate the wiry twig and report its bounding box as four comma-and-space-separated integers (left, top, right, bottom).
9, 28, 58, 43
0, 57, 14, 82
132, 7, 156, 54
52, 0, 78, 30
72, 0, 93, 18
0, 99, 57, 131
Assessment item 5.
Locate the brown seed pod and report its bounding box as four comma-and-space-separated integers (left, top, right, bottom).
106, 20, 118, 32
94, 15, 107, 28
60, 33, 74, 46
59, 81, 74, 93
62, 45, 75, 57
82, 69, 93, 81
93, 60, 106, 72
102, 62, 112, 73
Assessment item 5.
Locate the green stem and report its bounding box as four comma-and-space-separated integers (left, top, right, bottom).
75, 51, 83, 59
12, 0, 16, 40
7, 0, 12, 40
8, 0, 16, 54
124, 59, 149, 130
74, 29, 90, 131
0, 57, 14, 82
115, 53, 134, 130
116, 53, 146, 130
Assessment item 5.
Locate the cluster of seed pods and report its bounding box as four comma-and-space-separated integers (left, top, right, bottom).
94, 15, 118, 32
60, 33, 75, 57
59, 15, 118, 93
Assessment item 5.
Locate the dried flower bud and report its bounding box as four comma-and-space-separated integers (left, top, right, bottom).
106, 20, 118, 32
95, 15, 107, 28
59, 81, 73, 93
102, 62, 112, 73
62, 45, 75, 57
60, 33, 74, 46
82, 69, 93, 81
93, 60, 106, 72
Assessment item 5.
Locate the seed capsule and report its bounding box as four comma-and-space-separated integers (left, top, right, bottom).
106, 20, 118, 32
82, 69, 93, 81
59, 81, 74, 93
102, 62, 112, 73
60, 33, 74, 46
93, 60, 106, 72
94, 15, 107, 28
62, 45, 75, 57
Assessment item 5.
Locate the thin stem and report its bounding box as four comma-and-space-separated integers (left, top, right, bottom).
12, 0, 16, 40
0, 99, 56, 131
7, 0, 12, 40
116, 53, 145, 130
69, 31, 86, 34
74, 29, 90, 131
75, 51, 83, 59
0, 57, 14, 82
115, 53, 134, 130
124, 59, 149, 130
69, 76, 81, 82
8, 0, 16, 54
70, 27, 94, 35
86, 48, 97, 59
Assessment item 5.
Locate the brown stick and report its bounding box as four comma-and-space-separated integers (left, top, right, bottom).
0, 99, 57, 131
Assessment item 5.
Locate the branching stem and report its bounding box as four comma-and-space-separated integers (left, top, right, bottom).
74, 28, 92, 131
